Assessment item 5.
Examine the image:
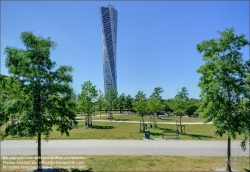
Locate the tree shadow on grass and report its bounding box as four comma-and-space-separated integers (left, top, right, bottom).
89, 125, 114, 129
150, 132, 162, 137
183, 133, 214, 140
111, 118, 129, 121
158, 118, 174, 121
157, 127, 175, 131
71, 168, 93, 172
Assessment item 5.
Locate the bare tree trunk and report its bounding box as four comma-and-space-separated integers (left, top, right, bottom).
142, 116, 145, 132
226, 137, 232, 172
109, 110, 113, 121
88, 113, 90, 126
179, 115, 183, 133
141, 116, 145, 132
37, 132, 42, 171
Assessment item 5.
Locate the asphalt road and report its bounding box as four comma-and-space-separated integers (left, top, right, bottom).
1, 139, 249, 156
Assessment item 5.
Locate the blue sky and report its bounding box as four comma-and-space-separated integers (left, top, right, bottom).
1, 1, 249, 99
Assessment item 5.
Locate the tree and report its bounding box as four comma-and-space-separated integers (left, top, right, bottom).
134, 90, 146, 101
133, 90, 148, 132
150, 87, 164, 101
117, 93, 126, 114
0, 75, 9, 127
172, 87, 189, 127
197, 27, 250, 172
175, 87, 188, 99
105, 87, 118, 120
77, 81, 98, 125
169, 87, 191, 133
0, 75, 18, 140
148, 87, 164, 115
2, 31, 77, 171
186, 98, 199, 117
163, 99, 175, 115
76, 101, 82, 115
147, 98, 163, 116
125, 94, 133, 112
96, 89, 105, 118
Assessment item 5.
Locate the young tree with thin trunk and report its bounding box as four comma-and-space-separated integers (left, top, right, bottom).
96, 89, 105, 118
172, 87, 189, 129
133, 90, 148, 132
78, 81, 98, 126
105, 87, 118, 120
148, 87, 164, 117
2, 31, 77, 171
197, 27, 250, 172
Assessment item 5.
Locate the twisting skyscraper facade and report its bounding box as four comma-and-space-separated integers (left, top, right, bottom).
100, 5, 118, 94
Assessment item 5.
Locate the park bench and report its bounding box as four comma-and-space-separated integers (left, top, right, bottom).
162, 130, 179, 139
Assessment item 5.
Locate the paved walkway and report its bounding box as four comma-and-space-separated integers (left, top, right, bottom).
1, 140, 249, 156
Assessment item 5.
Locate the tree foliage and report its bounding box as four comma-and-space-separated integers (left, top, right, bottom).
96, 89, 105, 116
163, 98, 175, 114
175, 87, 189, 99
134, 90, 146, 101
148, 87, 164, 115
2, 31, 77, 171
197, 27, 250, 171
77, 80, 98, 116
105, 87, 118, 114
125, 94, 133, 111
117, 93, 126, 113
133, 90, 148, 131
150, 87, 164, 101
0, 75, 11, 126
164, 97, 199, 117
172, 87, 189, 116
186, 98, 199, 117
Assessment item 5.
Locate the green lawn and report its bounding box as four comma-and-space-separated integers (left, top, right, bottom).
79, 114, 205, 123
1, 155, 249, 172
150, 124, 245, 140
1, 121, 245, 141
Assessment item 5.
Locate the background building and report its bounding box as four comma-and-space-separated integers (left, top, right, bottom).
99, 5, 118, 94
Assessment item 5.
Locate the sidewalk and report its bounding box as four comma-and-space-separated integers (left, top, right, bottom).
1, 139, 249, 156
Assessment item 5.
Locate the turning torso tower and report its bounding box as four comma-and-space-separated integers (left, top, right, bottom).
100, 5, 118, 94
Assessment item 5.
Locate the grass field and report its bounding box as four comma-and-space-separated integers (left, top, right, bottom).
78, 114, 205, 123
1, 155, 249, 172
1, 121, 245, 141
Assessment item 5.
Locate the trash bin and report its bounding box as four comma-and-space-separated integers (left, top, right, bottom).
145, 130, 150, 139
